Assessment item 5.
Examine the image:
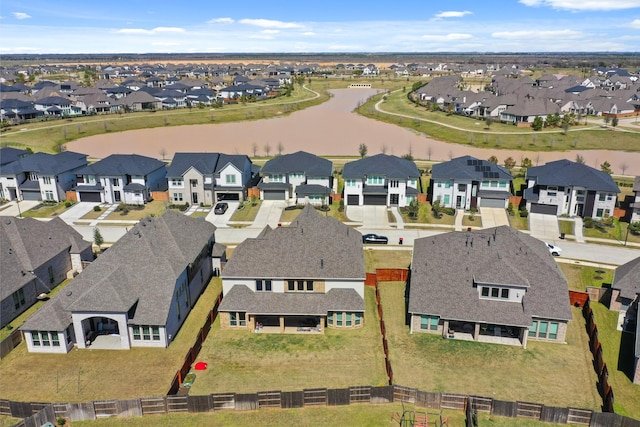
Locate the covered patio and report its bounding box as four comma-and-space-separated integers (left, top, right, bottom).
253, 315, 324, 334
444, 320, 525, 347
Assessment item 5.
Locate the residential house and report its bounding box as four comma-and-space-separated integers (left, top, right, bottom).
408, 226, 572, 348
166, 152, 253, 205
258, 151, 333, 205
524, 159, 619, 218
74, 154, 166, 204
630, 177, 640, 223
21, 211, 220, 353
0, 216, 92, 328
219, 205, 365, 333
608, 256, 640, 384
0, 151, 88, 202
342, 154, 420, 207
430, 156, 512, 210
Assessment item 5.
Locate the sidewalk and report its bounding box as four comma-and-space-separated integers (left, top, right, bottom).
390, 207, 405, 230
454, 209, 464, 231
573, 217, 585, 243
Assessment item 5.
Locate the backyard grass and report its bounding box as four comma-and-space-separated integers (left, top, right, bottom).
103, 200, 168, 220
19, 201, 74, 218
0, 278, 222, 402
230, 200, 262, 222
590, 302, 640, 419
187, 285, 386, 394
378, 281, 601, 410
357, 89, 640, 152
558, 264, 614, 292
363, 250, 412, 272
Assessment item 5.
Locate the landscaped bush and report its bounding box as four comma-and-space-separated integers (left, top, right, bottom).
64, 201, 73, 208
443, 207, 456, 216
168, 203, 189, 212
93, 205, 101, 212
315, 204, 330, 212
630, 222, 640, 235
583, 217, 594, 228
519, 208, 528, 218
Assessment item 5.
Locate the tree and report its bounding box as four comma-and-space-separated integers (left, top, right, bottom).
485, 117, 493, 129
575, 154, 585, 164
264, 143, 271, 157
600, 161, 612, 175
252, 143, 258, 157
277, 142, 284, 156
93, 227, 104, 251
531, 116, 544, 131
431, 200, 443, 219
611, 117, 619, 129
380, 144, 388, 154
503, 157, 516, 171
521, 157, 533, 171
159, 147, 167, 161
620, 163, 628, 175
604, 115, 611, 126
488, 155, 498, 164
358, 143, 368, 158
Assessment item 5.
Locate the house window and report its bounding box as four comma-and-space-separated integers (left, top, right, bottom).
345, 179, 356, 187
270, 174, 284, 183
481, 181, 489, 188
32, 332, 40, 346
420, 315, 439, 330
48, 266, 54, 284
41, 332, 50, 346
133, 326, 141, 340
171, 178, 183, 186
499, 181, 507, 188
225, 175, 236, 184
390, 180, 399, 188
444, 181, 451, 189
43, 176, 52, 185
143, 326, 151, 340
366, 176, 384, 185
190, 179, 198, 188
355, 313, 362, 326
51, 332, 60, 346
490, 181, 498, 188
458, 184, 466, 192
44, 190, 54, 201
346, 313, 352, 327
12, 289, 25, 310
229, 312, 246, 327
65, 325, 73, 344
114, 191, 121, 202
152, 326, 160, 341
173, 193, 183, 202
409, 179, 417, 186
443, 195, 450, 205
112, 178, 120, 186
528, 321, 559, 340
501, 289, 509, 299
306, 281, 314, 291
598, 193, 606, 201
549, 322, 558, 340
481, 287, 489, 297
596, 208, 604, 217
491, 288, 499, 298
327, 313, 333, 326
336, 312, 343, 327
288, 280, 295, 291
256, 279, 272, 291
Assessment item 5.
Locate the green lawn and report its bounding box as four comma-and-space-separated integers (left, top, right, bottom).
559, 220, 574, 236
230, 200, 262, 222
583, 220, 640, 245
558, 264, 615, 292
363, 250, 412, 272
0, 279, 222, 403
19, 201, 74, 218
462, 214, 481, 228
508, 212, 529, 230
279, 203, 348, 224
103, 200, 168, 220
399, 202, 455, 225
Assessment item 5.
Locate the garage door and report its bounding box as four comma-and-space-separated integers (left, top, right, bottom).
263, 190, 285, 201
530, 203, 557, 215
479, 198, 506, 208
21, 191, 41, 201
347, 195, 359, 205
363, 194, 387, 206
79, 192, 101, 202
217, 192, 240, 201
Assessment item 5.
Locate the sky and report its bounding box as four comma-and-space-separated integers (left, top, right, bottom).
1, 0, 640, 54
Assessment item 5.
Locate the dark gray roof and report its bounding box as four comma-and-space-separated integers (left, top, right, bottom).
0, 151, 87, 176
222, 205, 364, 280
0, 147, 29, 166
123, 183, 147, 191
219, 285, 363, 315
432, 156, 512, 181
0, 216, 91, 303
295, 184, 331, 196
408, 226, 571, 326
76, 154, 165, 177
257, 182, 290, 190
21, 211, 216, 331
165, 152, 249, 178
342, 154, 419, 180
612, 256, 640, 300
526, 160, 619, 193
260, 151, 333, 177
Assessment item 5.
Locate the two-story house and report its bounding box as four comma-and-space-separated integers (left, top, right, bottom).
1, 216, 93, 329
408, 226, 572, 348
524, 159, 619, 218
630, 176, 640, 223
430, 156, 512, 210
21, 211, 219, 353
219, 205, 365, 333
257, 151, 333, 205
166, 152, 254, 205
74, 154, 166, 204
0, 151, 88, 202
342, 154, 420, 207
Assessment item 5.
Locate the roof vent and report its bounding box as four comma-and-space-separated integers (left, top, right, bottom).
320, 259, 324, 269
4, 218, 11, 225
66, 291, 72, 297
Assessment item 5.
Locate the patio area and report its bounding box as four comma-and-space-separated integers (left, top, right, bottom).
86, 334, 125, 350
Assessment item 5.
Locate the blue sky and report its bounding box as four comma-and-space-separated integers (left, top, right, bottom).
1, 0, 639, 54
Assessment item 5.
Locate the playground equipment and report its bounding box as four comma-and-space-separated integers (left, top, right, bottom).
391, 402, 449, 427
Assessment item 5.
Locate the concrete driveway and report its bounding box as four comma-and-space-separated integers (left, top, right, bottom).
58, 202, 101, 223
0, 200, 41, 217
529, 213, 561, 241
206, 201, 239, 228
346, 205, 389, 228
253, 200, 288, 228
479, 207, 509, 229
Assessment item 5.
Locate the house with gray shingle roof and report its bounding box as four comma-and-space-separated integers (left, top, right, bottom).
258, 151, 333, 205
74, 154, 166, 204
430, 156, 512, 210
524, 159, 619, 218
630, 177, 640, 223
0, 151, 88, 202
21, 210, 219, 353
219, 205, 365, 333
408, 226, 571, 348
1, 216, 92, 329
166, 152, 253, 205
342, 154, 420, 207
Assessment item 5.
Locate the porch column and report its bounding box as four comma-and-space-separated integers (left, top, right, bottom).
522, 329, 528, 349
319, 317, 325, 334
474, 323, 480, 341
442, 320, 450, 338
279, 316, 285, 333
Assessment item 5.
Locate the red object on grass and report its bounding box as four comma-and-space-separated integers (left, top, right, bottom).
194, 361, 208, 370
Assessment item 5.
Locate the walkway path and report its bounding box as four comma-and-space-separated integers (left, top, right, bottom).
454, 209, 464, 231
390, 207, 405, 230
574, 217, 585, 243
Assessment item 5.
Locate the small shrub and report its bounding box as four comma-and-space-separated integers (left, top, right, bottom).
443, 207, 456, 216
93, 205, 102, 212
583, 217, 594, 228
57, 417, 66, 426
315, 204, 330, 212
64, 201, 73, 208
519, 208, 528, 218
629, 222, 640, 235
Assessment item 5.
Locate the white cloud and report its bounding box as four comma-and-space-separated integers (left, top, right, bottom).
115, 27, 185, 35
207, 17, 234, 24
12, 12, 31, 20
492, 29, 583, 39
261, 29, 280, 34
302, 32, 316, 36
151, 42, 180, 46
628, 19, 640, 29
519, 0, 640, 11
422, 33, 473, 41
434, 11, 472, 19
238, 18, 303, 29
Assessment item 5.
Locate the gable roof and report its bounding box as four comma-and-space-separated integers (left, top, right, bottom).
0, 147, 30, 166
222, 205, 364, 280
526, 159, 619, 193
408, 226, 571, 326
342, 154, 420, 180
432, 155, 512, 181
0, 151, 87, 176
260, 151, 333, 177
21, 211, 216, 331
612, 256, 640, 300
166, 152, 220, 177
76, 154, 165, 177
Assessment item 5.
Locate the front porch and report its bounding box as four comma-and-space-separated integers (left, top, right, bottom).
443, 321, 525, 347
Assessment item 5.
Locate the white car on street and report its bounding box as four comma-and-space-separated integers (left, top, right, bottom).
546, 242, 562, 256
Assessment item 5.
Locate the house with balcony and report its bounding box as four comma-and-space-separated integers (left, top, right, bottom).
0, 151, 88, 202
21, 211, 219, 353
430, 156, 512, 210
166, 152, 254, 205
74, 154, 166, 204
1, 216, 93, 329
219, 205, 365, 333
342, 154, 420, 207
257, 151, 333, 204
524, 159, 619, 218
408, 226, 572, 348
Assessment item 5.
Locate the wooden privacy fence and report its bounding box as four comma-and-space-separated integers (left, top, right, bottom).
0, 328, 22, 360
9, 386, 640, 427
167, 292, 222, 395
